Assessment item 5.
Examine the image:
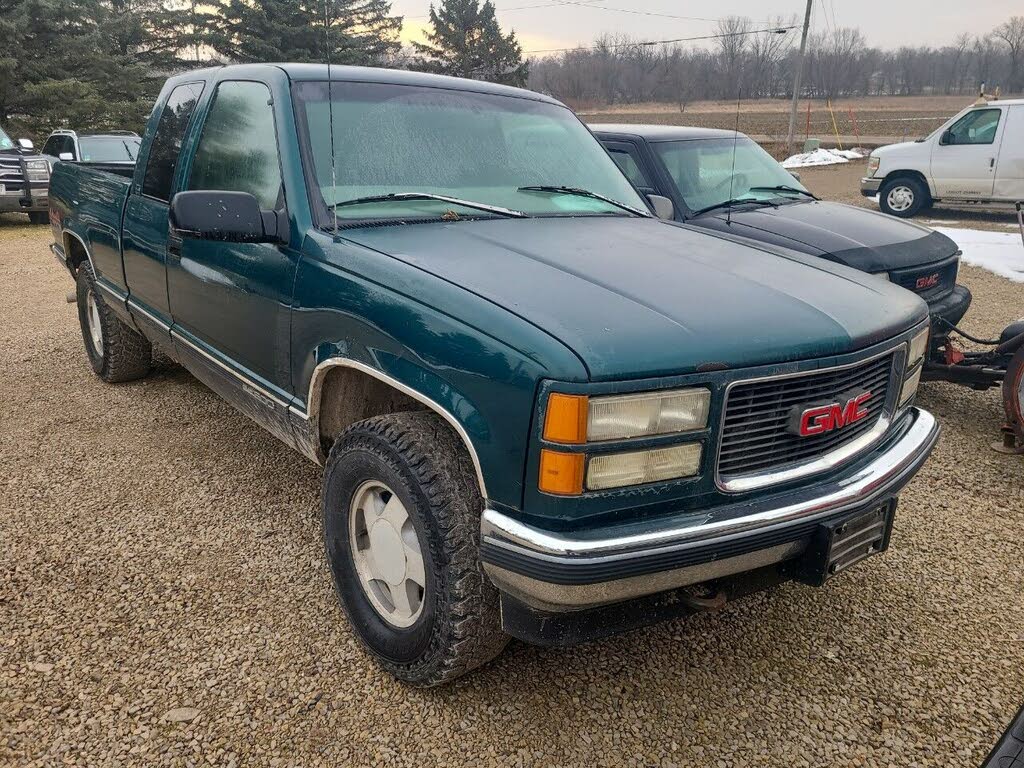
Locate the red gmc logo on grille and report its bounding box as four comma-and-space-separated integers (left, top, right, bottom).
788, 391, 872, 437
915, 273, 940, 290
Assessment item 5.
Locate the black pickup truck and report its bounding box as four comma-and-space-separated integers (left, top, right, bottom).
0, 124, 50, 223
593, 125, 973, 352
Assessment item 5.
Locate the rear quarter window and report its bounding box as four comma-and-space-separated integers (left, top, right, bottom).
142, 82, 205, 201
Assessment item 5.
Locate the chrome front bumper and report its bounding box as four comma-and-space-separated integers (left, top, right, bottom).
481, 407, 939, 611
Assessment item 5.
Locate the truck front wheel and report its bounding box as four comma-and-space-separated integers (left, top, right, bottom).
322, 411, 507, 686
75, 264, 152, 382
879, 176, 928, 218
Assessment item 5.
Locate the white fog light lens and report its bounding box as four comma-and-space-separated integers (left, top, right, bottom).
899, 365, 922, 407
586, 443, 702, 491
907, 328, 929, 369
587, 388, 710, 442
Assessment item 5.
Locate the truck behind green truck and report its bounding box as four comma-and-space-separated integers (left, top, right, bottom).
49, 64, 939, 686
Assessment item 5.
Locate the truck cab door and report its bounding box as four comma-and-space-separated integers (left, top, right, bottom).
993, 106, 1024, 202
166, 79, 299, 431
930, 107, 1005, 200
122, 81, 205, 332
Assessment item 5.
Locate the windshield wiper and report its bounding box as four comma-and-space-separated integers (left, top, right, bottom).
517, 185, 651, 217
328, 192, 527, 218
689, 198, 779, 217
747, 185, 818, 199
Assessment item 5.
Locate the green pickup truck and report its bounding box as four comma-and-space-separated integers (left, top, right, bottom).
49, 64, 940, 686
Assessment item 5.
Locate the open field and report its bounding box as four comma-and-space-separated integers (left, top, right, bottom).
2, 210, 1024, 765
580, 94, 987, 148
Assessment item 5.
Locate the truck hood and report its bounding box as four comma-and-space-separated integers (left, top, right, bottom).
689, 200, 958, 272
342, 217, 927, 381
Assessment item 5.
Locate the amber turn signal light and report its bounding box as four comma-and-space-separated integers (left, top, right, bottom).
538, 449, 585, 495
543, 393, 588, 444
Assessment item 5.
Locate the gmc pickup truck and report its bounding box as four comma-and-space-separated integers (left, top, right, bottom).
50, 64, 940, 686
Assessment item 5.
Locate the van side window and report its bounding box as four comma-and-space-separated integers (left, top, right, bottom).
946, 109, 1001, 145
142, 82, 205, 201
188, 81, 283, 210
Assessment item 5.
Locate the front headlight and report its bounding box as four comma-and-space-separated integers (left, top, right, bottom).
25, 159, 49, 181
544, 388, 710, 443
586, 443, 702, 491
899, 327, 929, 407
868, 155, 880, 176
907, 327, 929, 370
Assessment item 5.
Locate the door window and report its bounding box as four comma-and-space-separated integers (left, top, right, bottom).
607, 146, 654, 191
188, 81, 282, 209
945, 109, 1001, 145
142, 82, 205, 201
41, 136, 59, 156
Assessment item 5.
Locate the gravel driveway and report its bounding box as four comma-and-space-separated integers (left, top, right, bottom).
2, 217, 1022, 767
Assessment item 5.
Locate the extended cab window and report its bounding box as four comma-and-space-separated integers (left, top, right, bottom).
946, 108, 1001, 145
188, 81, 282, 209
142, 82, 204, 201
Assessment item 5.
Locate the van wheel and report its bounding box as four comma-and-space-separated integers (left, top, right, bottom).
879, 176, 928, 218
76, 264, 152, 382
322, 411, 507, 686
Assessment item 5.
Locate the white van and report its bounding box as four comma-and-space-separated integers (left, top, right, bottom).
861, 98, 1024, 218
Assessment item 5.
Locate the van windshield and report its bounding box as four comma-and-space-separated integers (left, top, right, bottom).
0, 126, 14, 151
654, 137, 811, 214
293, 81, 647, 222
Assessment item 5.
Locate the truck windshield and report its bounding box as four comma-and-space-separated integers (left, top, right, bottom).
79, 136, 141, 163
293, 81, 647, 222
654, 137, 811, 214
0, 126, 14, 151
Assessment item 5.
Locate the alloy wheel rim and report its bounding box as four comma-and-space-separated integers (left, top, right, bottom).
86, 289, 103, 358
348, 480, 426, 628
887, 185, 914, 212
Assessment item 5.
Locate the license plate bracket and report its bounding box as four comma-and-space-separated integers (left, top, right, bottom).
793, 501, 896, 586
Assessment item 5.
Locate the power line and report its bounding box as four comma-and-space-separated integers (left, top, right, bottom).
403, 0, 605, 20
525, 25, 797, 55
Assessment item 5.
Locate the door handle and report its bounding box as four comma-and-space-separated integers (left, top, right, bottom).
990, 157, 995, 169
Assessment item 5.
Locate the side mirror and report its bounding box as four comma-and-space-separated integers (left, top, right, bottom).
939, 129, 952, 146
170, 191, 283, 244
17, 138, 33, 150
647, 193, 675, 220
789, 171, 801, 181
58, 152, 74, 161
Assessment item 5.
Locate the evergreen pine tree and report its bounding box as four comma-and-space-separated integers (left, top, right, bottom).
210, 0, 402, 65
412, 0, 528, 86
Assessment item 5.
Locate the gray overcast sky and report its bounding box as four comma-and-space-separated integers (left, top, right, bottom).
391, 0, 1019, 54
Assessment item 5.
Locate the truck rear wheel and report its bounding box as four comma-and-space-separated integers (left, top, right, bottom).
75, 264, 152, 382
879, 176, 928, 218
322, 411, 507, 686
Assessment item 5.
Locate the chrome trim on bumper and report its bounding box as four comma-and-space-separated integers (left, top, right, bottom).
481, 407, 938, 610
860, 177, 882, 196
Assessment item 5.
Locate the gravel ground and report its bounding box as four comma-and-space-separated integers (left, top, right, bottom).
2, 215, 1023, 767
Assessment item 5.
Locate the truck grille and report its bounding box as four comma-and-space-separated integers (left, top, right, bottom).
890, 256, 958, 302
0, 157, 26, 193
718, 353, 896, 481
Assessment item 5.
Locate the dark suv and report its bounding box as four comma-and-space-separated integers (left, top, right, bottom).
0, 124, 50, 224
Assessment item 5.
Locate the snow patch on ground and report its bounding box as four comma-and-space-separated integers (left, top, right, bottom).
782, 148, 866, 169
934, 226, 1024, 283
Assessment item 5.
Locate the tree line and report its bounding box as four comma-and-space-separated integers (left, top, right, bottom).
0, 0, 526, 137
529, 16, 1024, 107
2, 1, 1022, 140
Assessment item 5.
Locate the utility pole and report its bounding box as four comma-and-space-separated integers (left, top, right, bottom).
785, 0, 814, 154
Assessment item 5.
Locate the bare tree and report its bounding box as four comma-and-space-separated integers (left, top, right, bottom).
993, 16, 1024, 93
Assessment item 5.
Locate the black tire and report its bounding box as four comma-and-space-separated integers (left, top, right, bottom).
322, 411, 508, 686
76, 263, 152, 383
28, 211, 48, 225
879, 176, 928, 218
